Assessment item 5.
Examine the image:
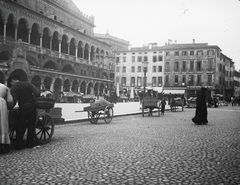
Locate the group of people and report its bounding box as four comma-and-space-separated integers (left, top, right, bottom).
0, 76, 40, 154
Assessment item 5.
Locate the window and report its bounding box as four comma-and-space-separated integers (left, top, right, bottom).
208, 58, 214, 69
175, 75, 178, 85
153, 66, 156, 73
116, 76, 120, 83
158, 66, 162, 72
174, 61, 179, 71
174, 51, 179, 56
165, 75, 169, 84
137, 77, 142, 86
116, 66, 120, 72
196, 61, 202, 71
138, 66, 141, 72
153, 56, 157, 62
138, 56, 142, 62
197, 50, 203, 56
122, 77, 126, 86
152, 77, 156, 87
207, 50, 214, 55
189, 75, 194, 85
197, 75, 201, 85
182, 51, 187, 56
182, 61, 186, 71
165, 62, 170, 71
182, 75, 186, 85
158, 55, 163, 61
219, 64, 222, 72
131, 66, 135, 72
190, 51, 194, 56
158, 77, 162, 86
190, 61, 194, 70
208, 75, 212, 86
166, 52, 170, 56
132, 56, 135, 62
123, 57, 126, 62
131, 77, 135, 87
144, 56, 148, 62
116, 57, 120, 63
122, 66, 126, 73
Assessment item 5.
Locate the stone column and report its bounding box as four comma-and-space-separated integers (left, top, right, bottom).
3, 21, 7, 42
82, 49, 84, 59
50, 37, 53, 50
14, 24, 18, 41
39, 34, 43, 48
58, 40, 62, 57
50, 83, 54, 92
28, 29, 31, 44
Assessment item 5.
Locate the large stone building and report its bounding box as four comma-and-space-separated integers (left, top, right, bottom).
115, 43, 165, 95
115, 40, 235, 101
162, 40, 235, 100
0, 0, 115, 100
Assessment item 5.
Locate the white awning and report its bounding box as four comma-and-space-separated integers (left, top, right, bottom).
163, 89, 185, 94
152, 87, 163, 93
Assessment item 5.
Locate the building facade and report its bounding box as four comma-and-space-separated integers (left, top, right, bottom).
162, 40, 234, 100
115, 44, 164, 95
0, 0, 115, 99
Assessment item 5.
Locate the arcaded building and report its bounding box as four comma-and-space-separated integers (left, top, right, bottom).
0, 0, 115, 98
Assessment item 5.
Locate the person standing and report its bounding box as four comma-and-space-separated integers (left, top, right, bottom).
10, 76, 40, 150
0, 83, 13, 153
160, 97, 166, 115
192, 87, 208, 125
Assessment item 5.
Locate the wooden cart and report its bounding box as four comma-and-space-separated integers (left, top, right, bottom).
76, 103, 114, 124
142, 97, 161, 117
170, 97, 184, 112
9, 97, 55, 145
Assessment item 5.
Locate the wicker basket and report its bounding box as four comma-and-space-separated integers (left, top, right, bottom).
34, 97, 55, 109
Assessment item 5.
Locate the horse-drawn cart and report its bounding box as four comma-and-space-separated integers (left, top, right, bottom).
9, 97, 55, 145
142, 97, 161, 117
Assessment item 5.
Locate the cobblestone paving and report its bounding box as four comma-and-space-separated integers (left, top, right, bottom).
1, 106, 240, 185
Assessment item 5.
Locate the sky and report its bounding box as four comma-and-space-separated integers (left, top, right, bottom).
72, 0, 240, 70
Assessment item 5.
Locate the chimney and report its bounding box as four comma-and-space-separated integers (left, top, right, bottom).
193, 39, 195, 44
174, 40, 177, 44
168, 39, 172, 45
149, 44, 152, 49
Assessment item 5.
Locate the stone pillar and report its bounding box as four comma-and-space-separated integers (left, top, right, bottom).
39, 34, 43, 48
28, 29, 31, 44
75, 45, 78, 58
50, 83, 54, 92
67, 43, 70, 55
82, 49, 84, 59
14, 24, 18, 41
3, 21, 7, 42
59, 40, 62, 57
50, 37, 53, 50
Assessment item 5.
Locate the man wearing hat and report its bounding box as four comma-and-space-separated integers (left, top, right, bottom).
10, 76, 40, 150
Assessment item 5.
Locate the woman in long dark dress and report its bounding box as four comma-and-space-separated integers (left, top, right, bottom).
192, 87, 208, 125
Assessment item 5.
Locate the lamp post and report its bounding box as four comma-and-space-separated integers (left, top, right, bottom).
142, 61, 149, 97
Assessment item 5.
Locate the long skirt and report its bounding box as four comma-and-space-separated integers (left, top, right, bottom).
0, 97, 10, 145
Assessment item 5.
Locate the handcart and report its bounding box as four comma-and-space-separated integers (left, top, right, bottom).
142, 97, 161, 117
76, 103, 114, 124
9, 97, 55, 145
170, 97, 184, 112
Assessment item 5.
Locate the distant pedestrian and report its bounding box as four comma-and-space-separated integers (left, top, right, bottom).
160, 97, 166, 115
192, 87, 208, 125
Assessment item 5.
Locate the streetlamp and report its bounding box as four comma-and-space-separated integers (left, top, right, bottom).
142, 61, 149, 97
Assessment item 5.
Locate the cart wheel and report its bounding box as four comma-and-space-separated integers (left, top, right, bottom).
104, 105, 114, 123
35, 112, 54, 144
9, 127, 15, 140
88, 111, 99, 124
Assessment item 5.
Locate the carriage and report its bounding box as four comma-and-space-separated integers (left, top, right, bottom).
9, 97, 55, 145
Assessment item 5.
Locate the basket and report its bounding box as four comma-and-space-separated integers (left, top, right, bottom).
34, 97, 56, 109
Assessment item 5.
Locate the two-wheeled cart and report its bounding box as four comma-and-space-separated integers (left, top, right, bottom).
142, 97, 161, 117
76, 103, 114, 124
9, 97, 55, 145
